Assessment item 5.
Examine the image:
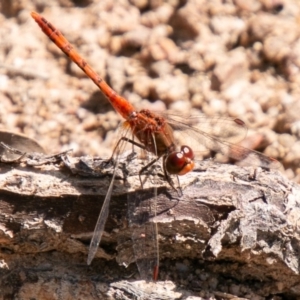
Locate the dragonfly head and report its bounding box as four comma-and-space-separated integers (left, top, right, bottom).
165, 145, 195, 175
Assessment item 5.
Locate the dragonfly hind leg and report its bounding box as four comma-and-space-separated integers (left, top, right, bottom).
138, 154, 183, 196
108, 136, 182, 194
162, 157, 183, 196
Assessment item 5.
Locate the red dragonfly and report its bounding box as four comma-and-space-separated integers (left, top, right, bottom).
31, 11, 279, 280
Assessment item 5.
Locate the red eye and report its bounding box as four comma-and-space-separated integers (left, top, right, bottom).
165, 145, 195, 175
181, 145, 194, 159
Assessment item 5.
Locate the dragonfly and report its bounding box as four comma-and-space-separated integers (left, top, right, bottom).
31, 11, 280, 281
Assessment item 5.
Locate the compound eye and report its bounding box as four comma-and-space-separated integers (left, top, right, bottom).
165, 145, 195, 175
180, 145, 194, 160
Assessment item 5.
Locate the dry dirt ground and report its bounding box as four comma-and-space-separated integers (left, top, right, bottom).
0, 0, 300, 299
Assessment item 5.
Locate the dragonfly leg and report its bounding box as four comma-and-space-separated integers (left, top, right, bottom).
162, 156, 182, 196
101, 136, 147, 170
108, 136, 146, 161
138, 155, 163, 188
108, 136, 183, 193
138, 154, 182, 196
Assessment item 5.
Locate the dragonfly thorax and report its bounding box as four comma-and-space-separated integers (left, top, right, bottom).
129, 109, 176, 157
128, 110, 195, 176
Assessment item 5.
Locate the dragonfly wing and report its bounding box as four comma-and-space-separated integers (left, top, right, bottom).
163, 113, 248, 144
87, 125, 132, 265
224, 142, 280, 168
128, 188, 159, 280
87, 166, 116, 265
163, 113, 279, 169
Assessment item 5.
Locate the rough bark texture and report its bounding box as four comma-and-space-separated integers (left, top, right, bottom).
0, 153, 299, 299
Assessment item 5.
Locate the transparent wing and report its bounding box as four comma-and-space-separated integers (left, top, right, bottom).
162, 113, 280, 169
163, 113, 248, 144
87, 165, 116, 265
128, 188, 159, 280
87, 125, 131, 265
